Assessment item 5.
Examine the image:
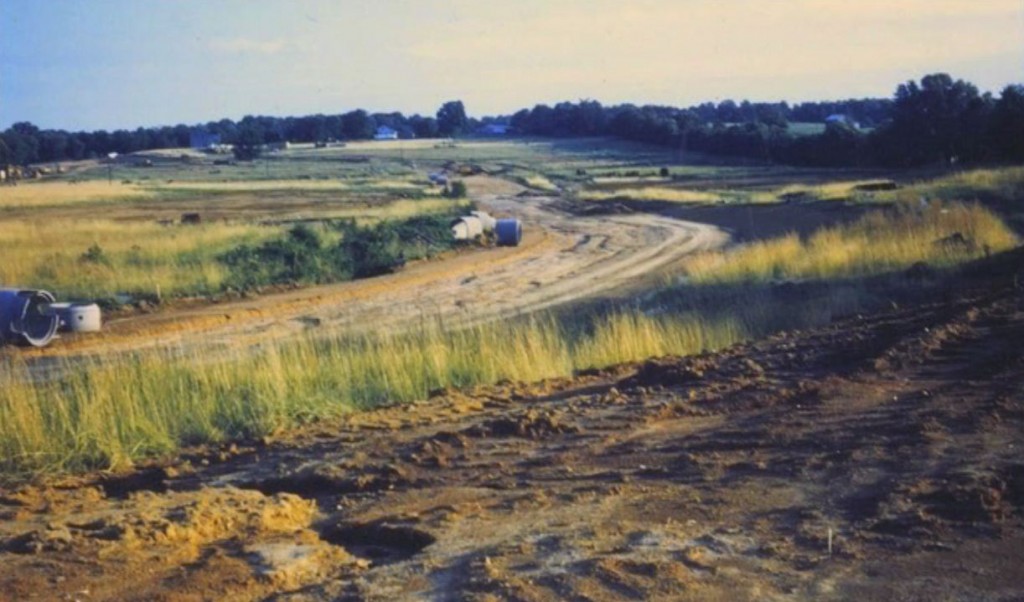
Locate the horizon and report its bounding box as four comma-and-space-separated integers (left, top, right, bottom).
1, 0, 1021, 132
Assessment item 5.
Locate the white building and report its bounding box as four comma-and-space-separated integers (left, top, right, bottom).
374, 126, 399, 140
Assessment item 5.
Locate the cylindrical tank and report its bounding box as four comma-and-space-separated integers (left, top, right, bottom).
450, 216, 484, 240
495, 219, 523, 246
49, 302, 102, 333
469, 211, 496, 232
0, 289, 59, 347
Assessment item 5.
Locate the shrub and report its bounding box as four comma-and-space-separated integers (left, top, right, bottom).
80, 243, 110, 266
220, 212, 466, 291
444, 180, 467, 198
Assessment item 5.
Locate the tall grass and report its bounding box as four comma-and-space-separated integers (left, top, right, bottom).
580, 187, 720, 203
0, 312, 742, 479
0, 219, 277, 299
684, 202, 1017, 284
0, 198, 468, 299
0, 181, 152, 209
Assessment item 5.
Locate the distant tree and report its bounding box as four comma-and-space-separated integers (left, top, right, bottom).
3, 122, 41, 164
233, 119, 264, 161
436, 100, 468, 136
874, 73, 987, 166
409, 115, 439, 138
341, 110, 376, 139
755, 104, 788, 128
716, 100, 741, 123
990, 84, 1024, 161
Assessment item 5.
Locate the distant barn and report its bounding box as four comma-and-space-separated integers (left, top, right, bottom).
825, 114, 859, 129
374, 126, 399, 140
189, 128, 221, 150
477, 124, 510, 136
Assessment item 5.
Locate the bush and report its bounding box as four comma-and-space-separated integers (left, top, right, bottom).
80, 243, 110, 265
220, 212, 467, 291
220, 224, 343, 289
444, 180, 467, 198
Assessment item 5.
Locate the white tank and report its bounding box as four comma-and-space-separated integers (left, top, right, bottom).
450, 216, 484, 240
50, 302, 102, 333
469, 211, 496, 232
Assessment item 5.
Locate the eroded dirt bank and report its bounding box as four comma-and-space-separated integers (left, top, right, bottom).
1, 253, 1022, 601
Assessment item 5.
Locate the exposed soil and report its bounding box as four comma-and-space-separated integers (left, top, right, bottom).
2, 251, 1022, 601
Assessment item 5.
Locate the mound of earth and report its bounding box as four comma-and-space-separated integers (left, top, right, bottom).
1, 255, 1023, 600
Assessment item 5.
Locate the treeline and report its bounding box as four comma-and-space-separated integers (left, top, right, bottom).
509, 74, 1024, 167
0, 100, 474, 166
3, 74, 1023, 169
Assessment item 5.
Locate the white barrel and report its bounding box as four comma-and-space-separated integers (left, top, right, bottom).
50, 302, 102, 333
450, 216, 484, 240
469, 211, 496, 232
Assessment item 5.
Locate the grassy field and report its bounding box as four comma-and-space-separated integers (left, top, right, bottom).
2, 138, 1021, 481
0, 198, 1015, 480
683, 202, 1016, 284
574, 166, 1024, 208
0, 156, 468, 299
0, 181, 154, 209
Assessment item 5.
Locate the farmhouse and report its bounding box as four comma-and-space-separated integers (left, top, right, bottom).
374, 126, 399, 140
189, 128, 221, 150
477, 123, 510, 136
825, 114, 859, 129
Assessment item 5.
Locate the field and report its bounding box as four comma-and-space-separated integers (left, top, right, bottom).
0, 137, 1022, 600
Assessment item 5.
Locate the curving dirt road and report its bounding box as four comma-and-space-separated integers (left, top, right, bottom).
16, 176, 728, 363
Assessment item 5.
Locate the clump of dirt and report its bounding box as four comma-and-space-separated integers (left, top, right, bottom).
623, 355, 718, 388
467, 408, 581, 439
251, 461, 418, 498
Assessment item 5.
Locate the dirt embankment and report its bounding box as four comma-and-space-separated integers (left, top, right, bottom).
2, 253, 1022, 601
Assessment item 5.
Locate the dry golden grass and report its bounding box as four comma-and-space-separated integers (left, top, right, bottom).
580, 187, 720, 203
157, 178, 430, 193
685, 202, 1017, 284
745, 180, 897, 203
521, 174, 559, 192
0, 219, 275, 298
0, 311, 742, 478
0, 181, 153, 208
882, 166, 1024, 204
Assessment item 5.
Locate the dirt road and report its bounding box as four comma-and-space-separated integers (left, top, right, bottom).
2, 251, 1022, 601
17, 176, 728, 362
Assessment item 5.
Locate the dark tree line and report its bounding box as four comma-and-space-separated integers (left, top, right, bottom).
0, 103, 471, 166
3, 74, 1022, 169
508, 74, 1024, 167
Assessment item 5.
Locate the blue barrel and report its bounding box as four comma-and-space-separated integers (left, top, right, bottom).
495, 219, 522, 246
0, 289, 59, 347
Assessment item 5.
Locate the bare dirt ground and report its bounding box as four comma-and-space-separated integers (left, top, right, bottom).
2, 251, 1022, 601
18, 176, 728, 362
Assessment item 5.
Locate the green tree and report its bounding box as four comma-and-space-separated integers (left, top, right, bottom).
436, 100, 468, 137
341, 110, 376, 139
233, 119, 264, 161
991, 84, 1024, 161
876, 73, 988, 166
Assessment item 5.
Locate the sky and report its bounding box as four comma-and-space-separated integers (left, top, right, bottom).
1, 0, 1021, 131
